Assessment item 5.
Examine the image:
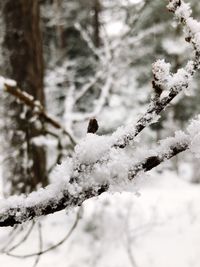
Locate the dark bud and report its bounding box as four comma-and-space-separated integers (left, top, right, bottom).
185, 36, 191, 43
87, 118, 99, 134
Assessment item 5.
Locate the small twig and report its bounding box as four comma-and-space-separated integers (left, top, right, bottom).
32, 222, 43, 267
47, 147, 64, 175
6, 208, 82, 258
0, 225, 22, 252
126, 243, 138, 267
44, 129, 61, 140
6, 222, 35, 253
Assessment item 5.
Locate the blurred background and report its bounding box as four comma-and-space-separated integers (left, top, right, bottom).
0, 0, 200, 266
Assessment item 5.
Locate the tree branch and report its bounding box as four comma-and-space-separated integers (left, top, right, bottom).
0, 0, 199, 228
112, 0, 200, 149
0, 128, 191, 227
4, 83, 76, 146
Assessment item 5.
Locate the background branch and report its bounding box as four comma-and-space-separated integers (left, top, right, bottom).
4, 83, 76, 146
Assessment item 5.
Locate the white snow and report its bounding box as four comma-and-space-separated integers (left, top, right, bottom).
1, 0, 200, 266
152, 59, 171, 87
1, 170, 200, 267
175, 2, 192, 20
0, 76, 17, 90
74, 133, 111, 164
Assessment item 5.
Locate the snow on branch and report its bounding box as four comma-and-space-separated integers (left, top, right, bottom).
0, 0, 200, 227
111, 0, 200, 149
0, 115, 200, 227
2, 82, 76, 146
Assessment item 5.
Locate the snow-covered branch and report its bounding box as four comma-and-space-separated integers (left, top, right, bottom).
2, 82, 76, 146
0, 0, 200, 227
111, 0, 200, 149
0, 115, 199, 227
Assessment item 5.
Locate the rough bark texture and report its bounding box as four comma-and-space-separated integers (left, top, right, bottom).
0, 0, 47, 195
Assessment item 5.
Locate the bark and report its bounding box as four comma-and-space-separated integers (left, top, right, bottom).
0, 0, 47, 194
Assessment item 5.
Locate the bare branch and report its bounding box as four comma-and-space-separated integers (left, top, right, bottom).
32, 222, 43, 267
5, 208, 82, 258
4, 222, 35, 253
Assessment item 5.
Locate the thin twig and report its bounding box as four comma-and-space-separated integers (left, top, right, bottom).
32, 222, 43, 267
6, 222, 35, 253
0, 225, 22, 252
6, 208, 82, 258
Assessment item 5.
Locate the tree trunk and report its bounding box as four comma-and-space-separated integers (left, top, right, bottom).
93, 0, 101, 48
0, 0, 47, 195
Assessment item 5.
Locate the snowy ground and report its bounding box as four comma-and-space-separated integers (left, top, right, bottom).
0, 168, 200, 267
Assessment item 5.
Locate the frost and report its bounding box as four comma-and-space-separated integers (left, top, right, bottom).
175, 2, 192, 20
185, 18, 200, 51
186, 18, 200, 35
152, 59, 171, 87
167, 1, 191, 20
185, 60, 195, 75
169, 68, 192, 95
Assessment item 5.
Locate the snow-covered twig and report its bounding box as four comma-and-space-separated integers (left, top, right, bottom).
0, 0, 199, 228
112, 0, 200, 149
3, 82, 77, 146
0, 122, 194, 227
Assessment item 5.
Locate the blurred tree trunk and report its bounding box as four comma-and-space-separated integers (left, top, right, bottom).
54, 0, 65, 50
93, 0, 101, 48
0, 0, 48, 195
